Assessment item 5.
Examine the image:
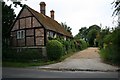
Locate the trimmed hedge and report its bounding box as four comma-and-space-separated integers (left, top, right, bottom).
46, 40, 63, 61
3, 48, 43, 61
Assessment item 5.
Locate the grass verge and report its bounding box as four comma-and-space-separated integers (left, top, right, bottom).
2, 60, 56, 68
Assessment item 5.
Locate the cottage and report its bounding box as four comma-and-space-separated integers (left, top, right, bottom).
10, 2, 72, 55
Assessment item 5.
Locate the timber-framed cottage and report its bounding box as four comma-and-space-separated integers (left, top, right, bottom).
10, 2, 73, 55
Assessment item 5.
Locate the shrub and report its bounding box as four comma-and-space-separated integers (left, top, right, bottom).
100, 28, 120, 64
3, 48, 43, 61
18, 49, 42, 61
100, 45, 120, 64
75, 39, 88, 50
55, 38, 76, 54
46, 40, 63, 61
79, 39, 88, 50
70, 40, 76, 52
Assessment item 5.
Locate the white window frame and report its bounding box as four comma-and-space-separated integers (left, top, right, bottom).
17, 30, 25, 39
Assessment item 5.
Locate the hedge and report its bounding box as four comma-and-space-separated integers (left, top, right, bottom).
46, 40, 63, 61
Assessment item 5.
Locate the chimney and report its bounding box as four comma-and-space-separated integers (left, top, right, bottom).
50, 10, 54, 19
39, 2, 46, 15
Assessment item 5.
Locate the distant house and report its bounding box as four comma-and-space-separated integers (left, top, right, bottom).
10, 2, 72, 54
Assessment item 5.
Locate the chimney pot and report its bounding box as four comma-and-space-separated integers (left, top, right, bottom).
39, 2, 46, 15
50, 10, 55, 19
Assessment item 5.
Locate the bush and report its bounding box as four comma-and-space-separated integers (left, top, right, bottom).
70, 40, 76, 52
3, 48, 43, 61
100, 29, 120, 64
46, 40, 63, 61
55, 38, 76, 54
75, 39, 88, 50
100, 45, 120, 64
79, 39, 88, 50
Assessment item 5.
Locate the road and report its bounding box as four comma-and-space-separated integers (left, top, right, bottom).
38, 47, 119, 71
2, 67, 119, 78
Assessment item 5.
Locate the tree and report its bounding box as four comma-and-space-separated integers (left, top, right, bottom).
87, 29, 98, 46
98, 27, 110, 48
2, 1, 24, 47
61, 22, 72, 33
112, 0, 120, 26
74, 25, 101, 47
78, 27, 88, 40
74, 27, 88, 40
12, 2, 23, 7
88, 24, 101, 31
2, 2, 16, 47
112, 0, 120, 16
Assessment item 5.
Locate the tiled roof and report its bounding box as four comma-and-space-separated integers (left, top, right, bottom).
25, 5, 73, 37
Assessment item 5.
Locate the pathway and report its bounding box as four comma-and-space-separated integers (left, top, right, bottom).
37, 47, 119, 71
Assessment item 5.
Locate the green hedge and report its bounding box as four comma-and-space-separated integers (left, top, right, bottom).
100, 45, 120, 64
46, 40, 63, 61
75, 39, 88, 50
3, 48, 43, 61
79, 39, 88, 50
100, 28, 120, 64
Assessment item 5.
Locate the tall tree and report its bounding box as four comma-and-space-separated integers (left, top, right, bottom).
88, 24, 101, 31
74, 27, 88, 40
2, 1, 23, 47
2, 1, 16, 45
87, 29, 98, 46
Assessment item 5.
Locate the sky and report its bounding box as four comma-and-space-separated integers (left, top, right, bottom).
4, 0, 117, 36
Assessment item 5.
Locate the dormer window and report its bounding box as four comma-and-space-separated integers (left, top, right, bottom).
17, 30, 25, 39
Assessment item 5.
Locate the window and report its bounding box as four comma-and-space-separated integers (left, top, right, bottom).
49, 32, 54, 38
17, 30, 25, 39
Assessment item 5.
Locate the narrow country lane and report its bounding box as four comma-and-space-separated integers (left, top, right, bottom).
38, 47, 119, 71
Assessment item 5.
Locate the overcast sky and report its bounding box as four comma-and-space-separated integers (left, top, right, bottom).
4, 0, 117, 36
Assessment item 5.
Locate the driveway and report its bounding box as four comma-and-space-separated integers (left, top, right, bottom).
37, 47, 119, 71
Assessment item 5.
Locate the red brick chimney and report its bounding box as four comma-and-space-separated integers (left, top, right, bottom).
39, 2, 46, 15
50, 10, 54, 19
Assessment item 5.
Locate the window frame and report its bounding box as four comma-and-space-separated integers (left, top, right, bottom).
17, 30, 25, 39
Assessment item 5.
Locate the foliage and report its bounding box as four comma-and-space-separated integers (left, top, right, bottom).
87, 29, 98, 46
3, 48, 43, 61
100, 45, 120, 64
2, 2, 16, 39
79, 39, 88, 50
61, 22, 72, 33
100, 28, 120, 64
88, 25, 101, 31
74, 24, 101, 47
74, 27, 88, 40
12, 2, 23, 7
112, 28, 120, 46
112, 0, 120, 16
54, 38, 77, 54
46, 40, 63, 61
103, 34, 112, 44
74, 39, 88, 50
2, 1, 23, 39
3, 59, 57, 67
98, 28, 110, 48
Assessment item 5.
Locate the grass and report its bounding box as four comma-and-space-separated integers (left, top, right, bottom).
2, 60, 56, 68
